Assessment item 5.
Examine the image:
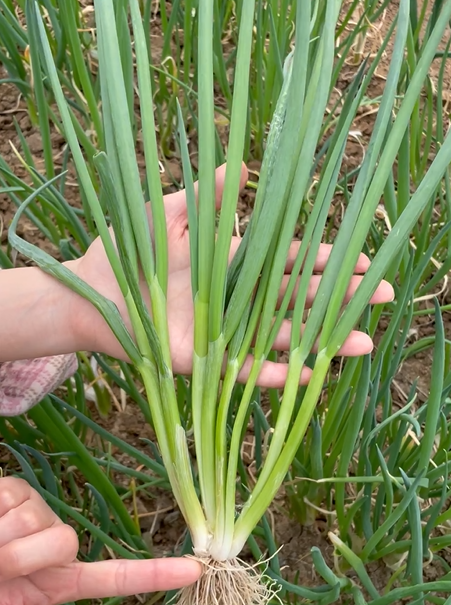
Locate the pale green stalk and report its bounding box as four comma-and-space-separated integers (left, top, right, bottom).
94, 0, 155, 285
223, 41, 294, 305
240, 0, 337, 498
94, 3, 166, 372
96, 2, 185, 471
191, 0, 217, 527
130, 0, 168, 293
220, 359, 264, 560
198, 337, 225, 530
241, 1, 312, 362
212, 360, 240, 555
96, 17, 138, 279
140, 365, 209, 551
196, 0, 216, 334
211, 299, 252, 556
208, 0, 255, 341
176, 100, 198, 296
193, 0, 256, 529
231, 351, 330, 556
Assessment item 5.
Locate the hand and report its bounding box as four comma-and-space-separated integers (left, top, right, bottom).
69, 163, 394, 387
0, 477, 201, 605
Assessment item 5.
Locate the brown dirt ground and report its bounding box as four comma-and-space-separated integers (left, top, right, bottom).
1, 1, 451, 604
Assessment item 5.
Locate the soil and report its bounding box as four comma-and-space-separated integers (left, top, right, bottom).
1, 2, 451, 605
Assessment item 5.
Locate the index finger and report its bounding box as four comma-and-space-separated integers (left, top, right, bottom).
175, 162, 249, 209
50, 558, 202, 603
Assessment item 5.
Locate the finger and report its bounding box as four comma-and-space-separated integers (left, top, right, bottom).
193, 162, 249, 209
164, 162, 249, 220
236, 355, 312, 388
235, 329, 373, 388
284, 242, 372, 274
47, 558, 202, 602
278, 275, 395, 309
0, 497, 58, 548
0, 477, 33, 518
0, 525, 78, 581
271, 322, 374, 356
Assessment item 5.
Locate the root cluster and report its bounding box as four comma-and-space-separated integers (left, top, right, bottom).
175, 556, 281, 605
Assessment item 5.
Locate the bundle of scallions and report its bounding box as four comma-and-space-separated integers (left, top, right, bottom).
9, 0, 451, 603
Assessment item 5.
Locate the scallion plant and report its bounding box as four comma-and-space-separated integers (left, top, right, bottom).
9, 0, 451, 603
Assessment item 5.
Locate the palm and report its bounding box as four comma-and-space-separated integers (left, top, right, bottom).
70, 164, 394, 387
165, 244, 198, 374
71, 198, 203, 376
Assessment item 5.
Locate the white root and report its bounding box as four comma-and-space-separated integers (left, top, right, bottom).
175, 556, 281, 605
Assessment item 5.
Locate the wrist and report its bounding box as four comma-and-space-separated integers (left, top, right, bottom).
0, 264, 82, 362
61, 258, 114, 357
34, 260, 86, 356
60, 259, 89, 354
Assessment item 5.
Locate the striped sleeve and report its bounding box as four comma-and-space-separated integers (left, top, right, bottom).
0, 354, 78, 416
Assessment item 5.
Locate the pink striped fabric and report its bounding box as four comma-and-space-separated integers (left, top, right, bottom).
0, 354, 78, 416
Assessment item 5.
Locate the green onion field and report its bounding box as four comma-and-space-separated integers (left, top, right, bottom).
1, 0, 451, 603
